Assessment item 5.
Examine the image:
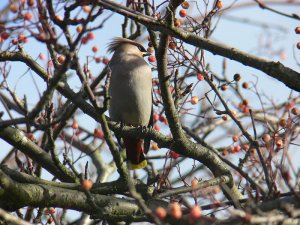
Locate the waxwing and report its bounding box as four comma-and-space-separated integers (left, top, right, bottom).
107, 38, 152, 169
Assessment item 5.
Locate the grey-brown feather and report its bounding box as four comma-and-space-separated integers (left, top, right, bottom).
107, 38, 145, 54
108, 39, 152, 127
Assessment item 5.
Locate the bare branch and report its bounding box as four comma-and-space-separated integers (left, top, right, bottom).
96, 0, 300, 92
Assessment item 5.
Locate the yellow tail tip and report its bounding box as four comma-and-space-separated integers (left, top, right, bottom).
128, 160, 147, 170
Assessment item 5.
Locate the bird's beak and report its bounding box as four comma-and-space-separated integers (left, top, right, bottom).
142, 52, 151, 57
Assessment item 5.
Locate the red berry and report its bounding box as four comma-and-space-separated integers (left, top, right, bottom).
213, 186, 220, 194
151, 143, 159, 150
72, 121, 78, 129
233, 145, 241, 153
222, 149, 228, 156
27, 0, 35, 7
11, 39, 18, 45
154, 124, 160, 131
275, 138, 283, 148
190, 205, 202, 219
159, 115, 167, 124
76, 26, 83, 33
102, 57, 109, 65
94, 128, 104, 139
233, 73, 241, 81
81, 36, 89, 44
95, 57, 101, 63
81, 179, 93, 191
1, 32, 9, 40
39, 53, 46, 60
147, 47, 154, 53
242, 99, 249, 106
26, 133, 34, 141
242, 82, 249, 89
181, 1, 190, 9
222, 115, 228, 121
18, 34, 28, 43
291, 107, 299, 115
216, 0, 222, 9
250, 148, 255, 154
191, 96, 199, 105
55, 15, 63, 21
47, 217, 53, 224
286, 101, 295, 109
83, 6, 91, 13
169, 202, 182, 219
24, 12, 33, 21
10, 4, 18, 13
87, 32, 95, 40
295, 26, 300, 34
155, 207, 167, 220
282, 170, 291, 182
242, 106, 249, 114
221, 84, 228, 91
168, 41, 176, 50
232, 135, 239, 142
197, 73, 204, 81
262, 133, 271, 143
179, 9, 187, 17
148, 55, 156, 63
153, 113, 159, 121
57, 55, 65, 64
191, 178, 198, 189
169, 150, 180, 159
279, 119, 287, 127
297, 42, 300, 50
242, 144, 250, 151
92, 46, 98, 53
174, 18, 181, 27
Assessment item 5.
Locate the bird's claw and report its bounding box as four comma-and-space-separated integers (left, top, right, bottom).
116, 121, 125, 130
138, 125, 147, 133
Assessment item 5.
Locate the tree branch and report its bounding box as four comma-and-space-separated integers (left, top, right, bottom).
157, 175, 230, 198
96, 0, 300, 92
0, 168, 168, 223
0, 208, 32, 225
0, 126, 77, 182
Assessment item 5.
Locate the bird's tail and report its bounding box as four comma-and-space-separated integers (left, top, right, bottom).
123, 138, 147, 170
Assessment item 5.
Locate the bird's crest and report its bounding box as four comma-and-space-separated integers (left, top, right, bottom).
107, 38, 146, 53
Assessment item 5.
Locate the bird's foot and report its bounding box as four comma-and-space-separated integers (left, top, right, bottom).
138, 125, 148, 133
116, 121, 125, 130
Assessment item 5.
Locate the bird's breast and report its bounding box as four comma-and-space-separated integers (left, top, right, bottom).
109, 61, 152, 126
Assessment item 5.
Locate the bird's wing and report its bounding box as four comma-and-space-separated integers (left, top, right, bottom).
143, 90, 153, 155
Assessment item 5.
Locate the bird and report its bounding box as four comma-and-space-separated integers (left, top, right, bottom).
107, 38, 153, 170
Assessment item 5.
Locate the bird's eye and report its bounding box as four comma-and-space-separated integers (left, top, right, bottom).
137, 45, 145, 52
